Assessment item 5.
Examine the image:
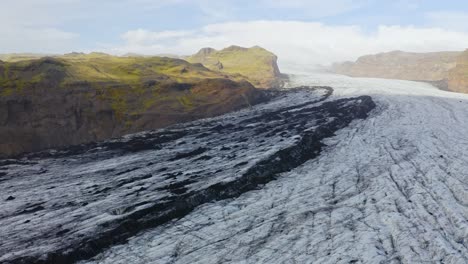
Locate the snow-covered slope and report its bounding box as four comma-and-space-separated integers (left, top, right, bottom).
83, 73, 468, 264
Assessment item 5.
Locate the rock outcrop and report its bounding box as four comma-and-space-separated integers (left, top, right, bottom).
187, 45, 284, 88
332, 50, 461, 90
448, 49, 468, 93
0, 54, 270, 157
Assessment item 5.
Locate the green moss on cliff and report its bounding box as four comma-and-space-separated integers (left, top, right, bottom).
187, 45, 282, 88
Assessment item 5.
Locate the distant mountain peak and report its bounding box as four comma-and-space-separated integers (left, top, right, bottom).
195, 47, 217, 56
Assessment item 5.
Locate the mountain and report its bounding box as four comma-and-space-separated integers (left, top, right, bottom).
448, 49, 468, 93
0, 53, 270, 157
187, 45, 284, 88
332, 50, 461, 90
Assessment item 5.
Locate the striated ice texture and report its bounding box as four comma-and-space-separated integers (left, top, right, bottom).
1, 85, 374, 264
84, 73, 468, 264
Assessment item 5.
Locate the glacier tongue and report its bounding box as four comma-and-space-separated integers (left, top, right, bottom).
83, 73, 468, 264
0, 85, 375, 264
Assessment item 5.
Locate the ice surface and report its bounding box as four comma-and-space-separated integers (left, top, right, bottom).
0, 86, 374, 263
83, 73, 468, 264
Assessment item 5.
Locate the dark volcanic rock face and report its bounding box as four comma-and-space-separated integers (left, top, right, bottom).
0, 87, 375, 264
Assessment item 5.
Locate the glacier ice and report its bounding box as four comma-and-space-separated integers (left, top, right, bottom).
84, 73, 468, 264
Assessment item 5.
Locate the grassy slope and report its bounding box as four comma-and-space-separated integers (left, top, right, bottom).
60, 53, 223, 83
1, 53, 222, 85
0, 53, 233, 114
187, 46, 282, 88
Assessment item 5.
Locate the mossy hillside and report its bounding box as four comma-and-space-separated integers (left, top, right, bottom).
0, 47, 283, 90
0, 53, 233, 116
187, 46, 282, 88
0, 58, 66, 96
0, 53, 225, 90
0, 53, 267, 131
59, 53, 224, 84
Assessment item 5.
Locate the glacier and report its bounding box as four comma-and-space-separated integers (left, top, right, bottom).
2, 72, 468, 264
0, 83, 374, 263
83, 73, 468, 264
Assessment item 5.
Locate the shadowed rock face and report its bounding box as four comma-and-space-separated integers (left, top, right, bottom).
332, 50, 461, 90
187, 45, 285, 89
0, 55, 271, 158
0, 86, 375, 264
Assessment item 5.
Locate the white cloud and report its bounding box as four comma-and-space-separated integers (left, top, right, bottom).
426, 11, 468, 32
0, 0, 80, 27
121, 29, 194, 45
122, 0, 187, 9
392, 0, 421, 10
126, 0, 367, 20
260, 0, 368, 18
0, 0, 81, 53
0, 26, 79, 54
110, 21, 468, 71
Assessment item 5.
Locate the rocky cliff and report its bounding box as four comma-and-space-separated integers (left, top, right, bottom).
0, 53, 270, 157
332, 50, 461, 89
448, 49, 468, 93
187, 45, 284, 88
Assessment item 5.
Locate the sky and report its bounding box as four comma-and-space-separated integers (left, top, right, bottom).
1, 0, 468, 68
